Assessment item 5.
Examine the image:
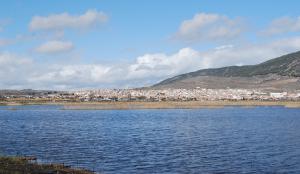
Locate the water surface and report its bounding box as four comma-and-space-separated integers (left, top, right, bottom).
0, 105, 300, 173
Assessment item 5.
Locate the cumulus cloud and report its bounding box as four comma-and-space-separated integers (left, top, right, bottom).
0, 52, 32, 67
261, 16, 300, 35
0, 52, 34, 89
198, 37, 300, 68
35, 40, 74, 54
2, 37, 300, 89
127, 48, 201, 80
125, 37, 300, 83
29, 65, 113, 84
29, 9, 108, 31
174, 13, 244, 43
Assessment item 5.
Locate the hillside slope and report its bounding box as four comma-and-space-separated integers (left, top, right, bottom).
152, 51, 300, 91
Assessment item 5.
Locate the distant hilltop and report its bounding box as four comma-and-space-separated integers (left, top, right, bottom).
152, 51, 300, 91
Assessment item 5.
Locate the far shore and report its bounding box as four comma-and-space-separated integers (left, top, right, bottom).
1, 100, 300, 109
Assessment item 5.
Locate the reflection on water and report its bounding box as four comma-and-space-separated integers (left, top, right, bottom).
0, 106, 300, 173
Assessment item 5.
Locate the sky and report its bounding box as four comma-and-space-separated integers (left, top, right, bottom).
1, 0, 300, 89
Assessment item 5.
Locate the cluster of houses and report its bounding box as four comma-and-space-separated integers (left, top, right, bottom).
73, 89, 300, 102
1, 88, 300, 102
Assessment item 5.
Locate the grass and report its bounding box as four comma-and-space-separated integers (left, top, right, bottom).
0, 156, 94, 174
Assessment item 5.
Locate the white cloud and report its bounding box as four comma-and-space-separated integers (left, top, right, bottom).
125, 37, 300, 83
261, 16, 300, 35
29, 65, 113, 83
29, 37, 300, 89
35, 40, 74, 54
198, 37, 300, 68
0, 52, 34, 89
174, 13, 244, 43
2, 37, 300, 89
29, 9, 108, 31
127, 48, 201, 80
0, 52, 32, 66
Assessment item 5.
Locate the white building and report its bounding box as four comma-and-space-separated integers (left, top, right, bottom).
270, 92, 287, 99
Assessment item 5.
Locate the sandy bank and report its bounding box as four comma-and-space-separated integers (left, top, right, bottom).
62, 101, 300, 110
2, 100, 300, 110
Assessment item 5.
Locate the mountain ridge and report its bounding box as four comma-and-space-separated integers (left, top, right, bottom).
152, 51, 300, 91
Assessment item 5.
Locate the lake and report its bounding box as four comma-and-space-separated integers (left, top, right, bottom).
0, 105, 300, 173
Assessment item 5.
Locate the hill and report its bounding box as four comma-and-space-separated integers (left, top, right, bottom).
152, 51, 300, 91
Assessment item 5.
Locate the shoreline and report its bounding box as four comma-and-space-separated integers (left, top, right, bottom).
63, 101, 300, 110
1, 100, 300, 109
0, 156, 94, 174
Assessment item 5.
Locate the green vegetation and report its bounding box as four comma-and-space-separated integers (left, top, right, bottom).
0, 156, 94, 174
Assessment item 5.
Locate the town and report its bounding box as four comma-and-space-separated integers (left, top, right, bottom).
1, 88, 300, 102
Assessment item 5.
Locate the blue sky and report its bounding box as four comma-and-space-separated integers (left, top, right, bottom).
1, 0, 300, 89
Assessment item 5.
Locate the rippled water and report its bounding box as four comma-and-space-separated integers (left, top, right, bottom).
0, 105, 300, 173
